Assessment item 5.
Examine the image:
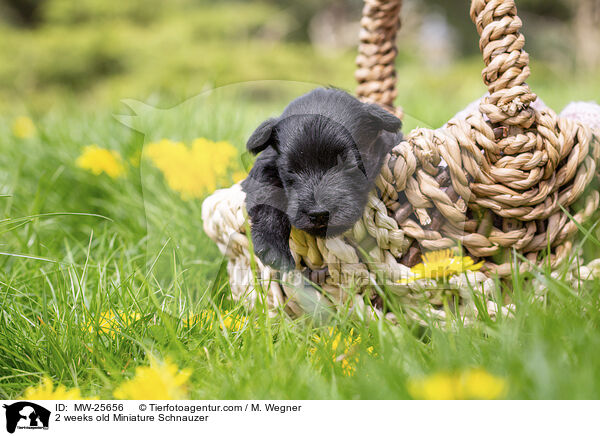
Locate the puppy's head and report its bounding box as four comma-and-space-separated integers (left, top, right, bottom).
247, 89, 401, 238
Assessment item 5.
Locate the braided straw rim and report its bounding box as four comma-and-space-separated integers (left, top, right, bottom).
368, 0, 600, 276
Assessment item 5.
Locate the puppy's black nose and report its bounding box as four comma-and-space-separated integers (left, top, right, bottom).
308, 210, 329, 226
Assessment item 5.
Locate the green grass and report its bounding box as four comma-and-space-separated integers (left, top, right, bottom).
1, 61, 600, 400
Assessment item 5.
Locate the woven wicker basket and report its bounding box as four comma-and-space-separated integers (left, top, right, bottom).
202, 0, 600, 320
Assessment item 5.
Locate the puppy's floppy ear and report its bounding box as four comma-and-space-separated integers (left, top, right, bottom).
247, 117, 278, 154
365, 103, 402, 133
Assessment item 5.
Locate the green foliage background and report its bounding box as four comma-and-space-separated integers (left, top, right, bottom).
0, 0, 597, 115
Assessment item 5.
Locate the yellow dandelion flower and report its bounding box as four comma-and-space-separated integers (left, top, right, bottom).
183, 310, 248, 332
221, 313, 248, 331
113, 358, 191, 400
461, 368, 508, 399
76, 145, 125, 178
88, 310, 141, 337
21, 377, 96, 400
144, 138, 237, 200
400, 249, 483, 284
311, 328, 373, 376
408, 368, 507, 400
12, 116, 36, 139
182, 310, 214, 329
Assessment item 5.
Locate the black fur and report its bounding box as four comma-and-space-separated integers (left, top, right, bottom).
242, 88, 402, 270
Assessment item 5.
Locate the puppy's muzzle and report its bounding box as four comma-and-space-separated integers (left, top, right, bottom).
308, 210, 330, 227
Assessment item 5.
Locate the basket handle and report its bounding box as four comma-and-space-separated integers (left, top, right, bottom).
355, 0, 537, 126
355, 0, 403, 113
471, 0, 537, 127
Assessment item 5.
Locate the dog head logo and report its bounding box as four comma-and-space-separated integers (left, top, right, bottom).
3, 402, 50, 434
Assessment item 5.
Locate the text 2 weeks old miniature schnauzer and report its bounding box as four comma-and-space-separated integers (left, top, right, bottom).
242, 88, 402, 270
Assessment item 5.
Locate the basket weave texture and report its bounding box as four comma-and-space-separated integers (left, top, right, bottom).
202, 0, 600, 319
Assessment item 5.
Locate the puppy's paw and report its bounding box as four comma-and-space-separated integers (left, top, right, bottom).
255, 243, 296, 271
246, 204, 294, 271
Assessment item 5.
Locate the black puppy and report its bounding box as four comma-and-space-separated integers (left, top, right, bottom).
242, 88, 402, 270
